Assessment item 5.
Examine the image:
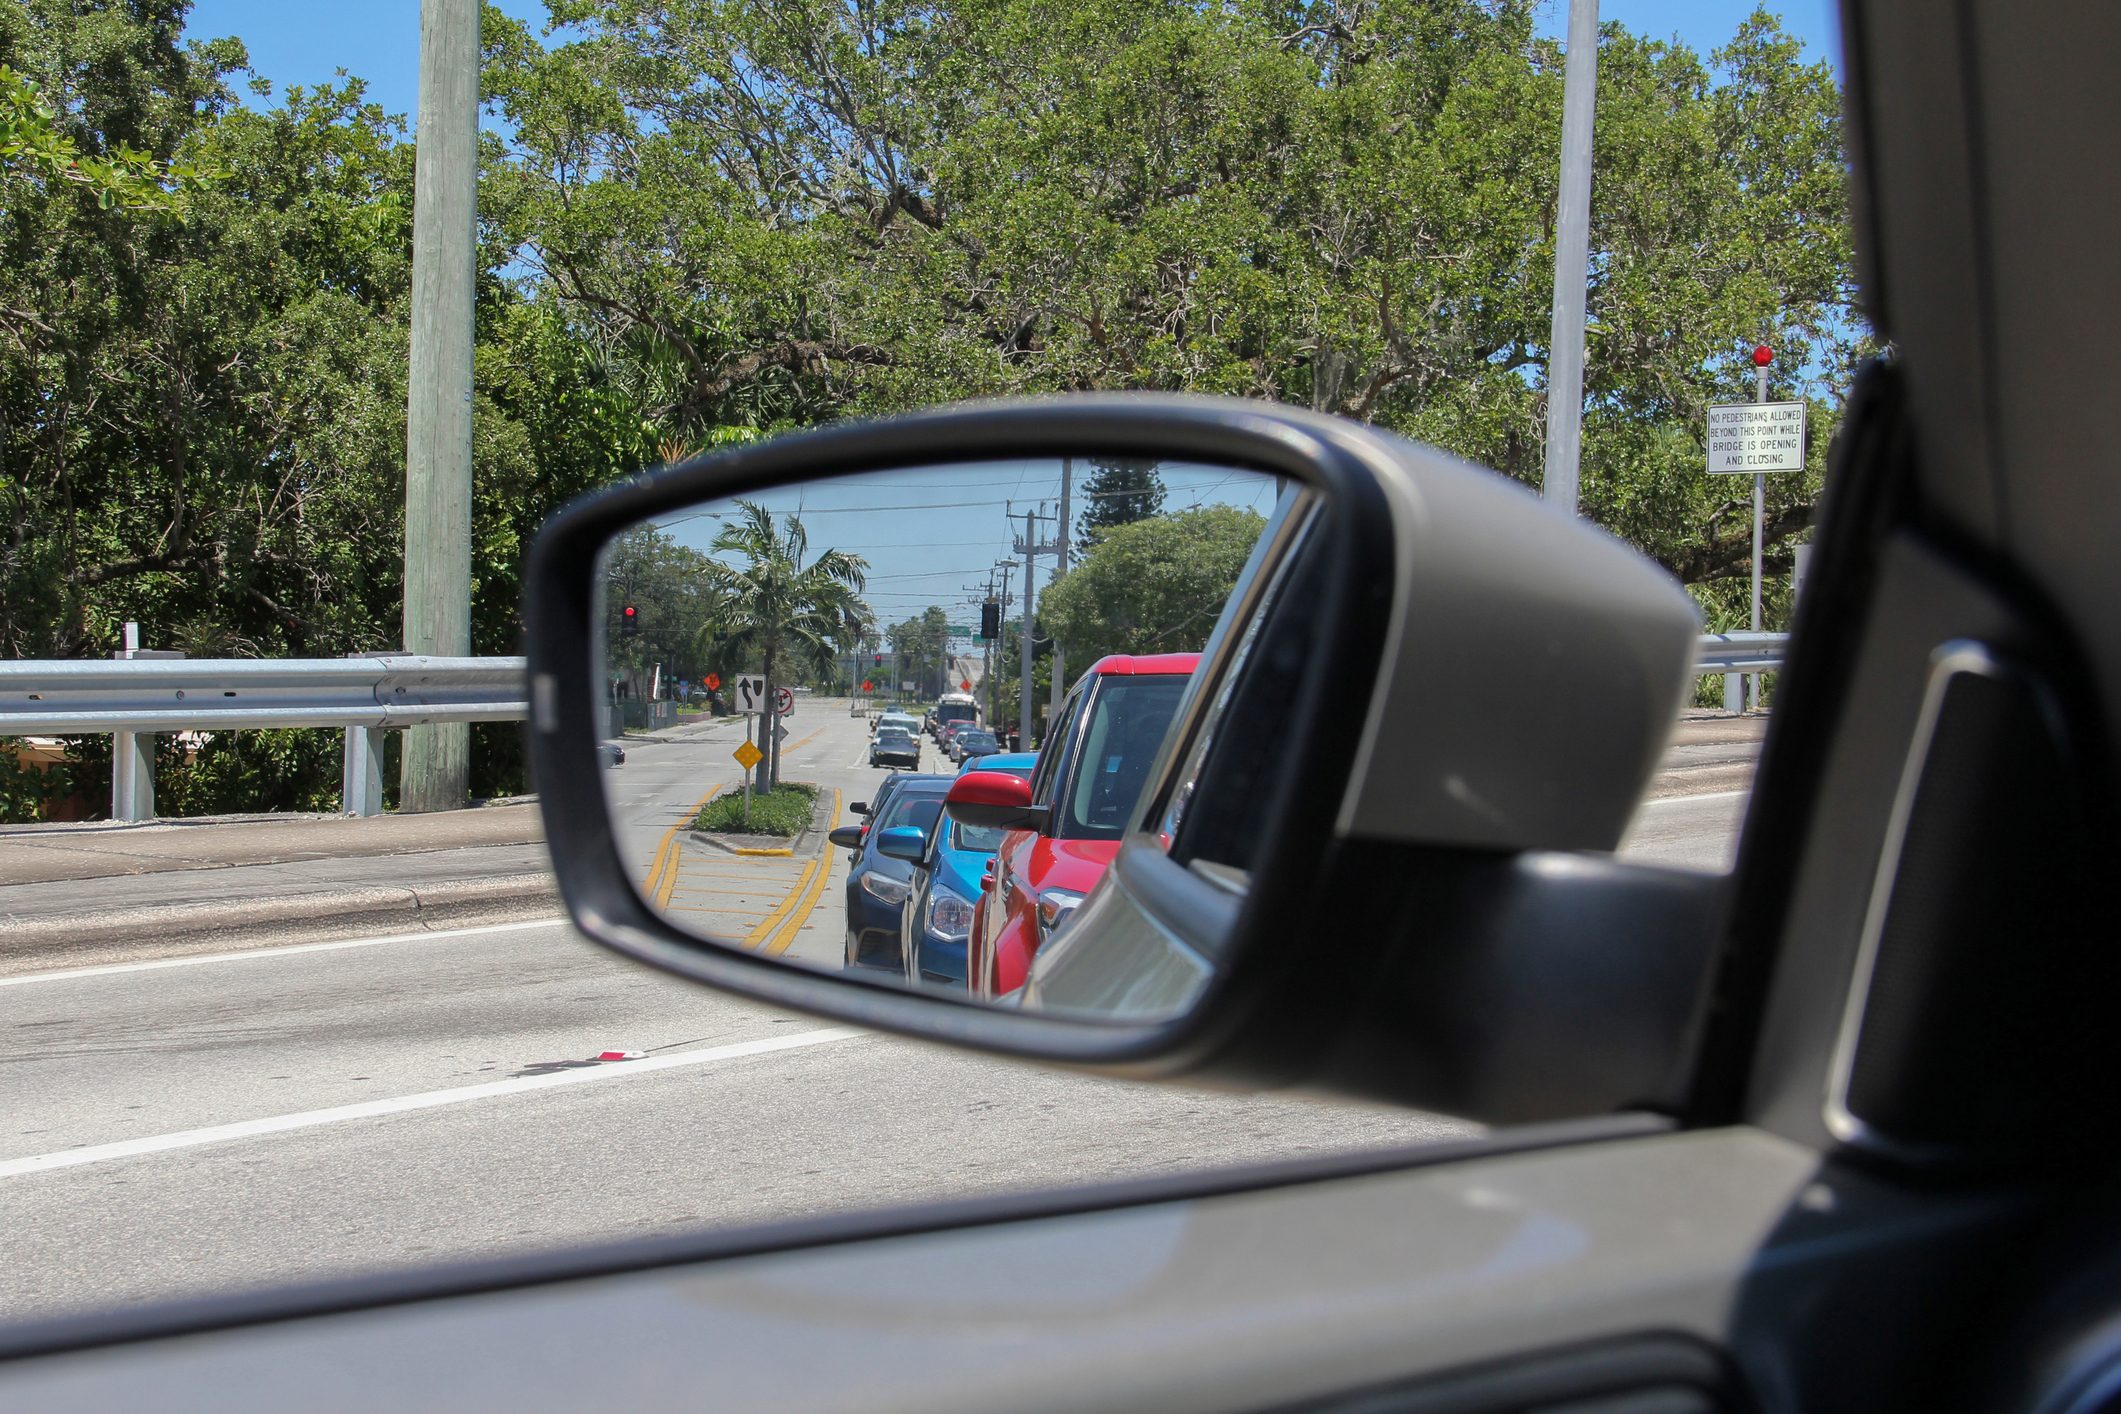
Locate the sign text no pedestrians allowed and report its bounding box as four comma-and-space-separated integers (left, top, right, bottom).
1706, 401, 1807, 474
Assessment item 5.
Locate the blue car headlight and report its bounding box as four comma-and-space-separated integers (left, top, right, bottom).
925, 887, 976, 942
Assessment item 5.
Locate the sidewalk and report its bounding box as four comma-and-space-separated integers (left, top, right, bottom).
0, 803, 556, 972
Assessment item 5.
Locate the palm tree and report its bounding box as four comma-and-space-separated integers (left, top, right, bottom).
697, 500, 867, 790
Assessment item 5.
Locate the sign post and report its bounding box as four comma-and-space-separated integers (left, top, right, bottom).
1707, 345, 1806, 711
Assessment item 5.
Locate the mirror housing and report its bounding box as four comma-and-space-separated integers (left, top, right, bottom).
875, 827, 928, 864
826, 825, 865, 851
944, 771, 1048, 833
526, 394, 1711, 1124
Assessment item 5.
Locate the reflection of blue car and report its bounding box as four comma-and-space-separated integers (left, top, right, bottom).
905, 753, 1036, 987
829, 774, 948, 973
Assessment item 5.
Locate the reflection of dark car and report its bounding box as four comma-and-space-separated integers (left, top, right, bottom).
842, 771, 917, 861
598, 742, 625, 768
948, 728, 999, 765
869, 727, 920, 769
829, 774, 948, 973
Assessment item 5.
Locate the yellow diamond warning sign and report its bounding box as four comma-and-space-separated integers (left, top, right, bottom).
732, 739, 764, 771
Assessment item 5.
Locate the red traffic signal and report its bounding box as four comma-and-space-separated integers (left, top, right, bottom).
619, 604, 640, 637
874, 653, 883, 665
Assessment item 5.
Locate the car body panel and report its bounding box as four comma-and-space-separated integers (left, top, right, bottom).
0, 1127, 2005, 1413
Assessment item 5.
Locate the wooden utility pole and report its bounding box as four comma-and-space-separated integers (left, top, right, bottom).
400, 0, 479, 811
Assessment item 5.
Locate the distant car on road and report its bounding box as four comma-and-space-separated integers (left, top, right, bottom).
828, 773, 949, 974
949, 727, 1000, 765
873, 710, 920, 739
869, 726, 921, 770
598, 742, 625, 768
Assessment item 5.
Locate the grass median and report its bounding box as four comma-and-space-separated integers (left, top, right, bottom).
692, 781, 819, 837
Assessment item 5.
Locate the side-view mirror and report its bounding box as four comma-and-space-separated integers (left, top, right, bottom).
826, 825, 865, 851
525, 393, 1713, 1127
850, 802, 869, 817
875, 827, 928, 864
943, 771, 1048, 833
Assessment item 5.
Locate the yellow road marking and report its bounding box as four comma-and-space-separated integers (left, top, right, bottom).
732, 846, 794, 857
743, 857, 820, 948
642, 783, 722, 908
764, 789, 843, 957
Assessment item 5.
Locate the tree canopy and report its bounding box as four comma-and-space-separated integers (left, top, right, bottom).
2, 0, 1861, 817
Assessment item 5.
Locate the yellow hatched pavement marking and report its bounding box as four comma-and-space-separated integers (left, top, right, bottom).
764, 789, 843, 957
643, 783, 722, 909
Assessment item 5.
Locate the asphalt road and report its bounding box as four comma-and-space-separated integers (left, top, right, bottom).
0, 703, 1748, 1322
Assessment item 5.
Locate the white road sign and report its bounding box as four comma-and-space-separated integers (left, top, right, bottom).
773, 686, 796, 716
732, 674, 768, 713
1707, 401, 1807, 474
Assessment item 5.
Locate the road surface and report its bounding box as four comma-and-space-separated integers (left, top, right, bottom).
0, 700, 1749, 1320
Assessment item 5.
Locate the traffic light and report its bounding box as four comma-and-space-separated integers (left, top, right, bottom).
873, 652, 883, 665
980, 599, 1000, 639
620, 604, 640, 637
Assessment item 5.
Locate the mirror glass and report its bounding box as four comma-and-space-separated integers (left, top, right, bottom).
594, 458, 1293, 1020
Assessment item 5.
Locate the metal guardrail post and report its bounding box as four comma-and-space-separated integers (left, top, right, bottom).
342, 726, 385, 817
108, 643, 184, 821
111, 729, 154, 822
1724, 674, 1739, 714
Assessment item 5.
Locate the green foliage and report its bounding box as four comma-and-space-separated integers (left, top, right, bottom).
2, 0, 1861, 819
1075, 459, 1167, 554
693, 780, 817, 836
1041, 505, 1268, 667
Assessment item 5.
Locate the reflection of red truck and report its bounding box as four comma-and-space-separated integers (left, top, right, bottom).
955, 653, 1198, 1000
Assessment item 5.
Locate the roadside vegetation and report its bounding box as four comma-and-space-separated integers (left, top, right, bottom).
693, 782, 819, 838
0, 0, 1855, 818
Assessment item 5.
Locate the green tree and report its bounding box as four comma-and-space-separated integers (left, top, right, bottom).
1040, 505, 1267, 673
1075, 458, 1167, 554
695, 501, 867, 786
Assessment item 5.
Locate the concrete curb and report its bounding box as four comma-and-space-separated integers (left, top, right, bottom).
0, 871, 559, 970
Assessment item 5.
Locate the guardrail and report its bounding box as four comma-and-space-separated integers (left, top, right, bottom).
1, 634, 1790, 824
0, 656, 526, 820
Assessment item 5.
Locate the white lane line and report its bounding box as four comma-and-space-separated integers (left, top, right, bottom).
0, 1027, 865, 1179
0, 916, 566, 989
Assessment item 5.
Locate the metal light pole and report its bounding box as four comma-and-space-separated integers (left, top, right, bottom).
400, 0, 479, 811
1541, 0, 1599, 516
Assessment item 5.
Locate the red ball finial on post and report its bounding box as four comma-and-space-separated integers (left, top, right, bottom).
1751, 344, 1774, 366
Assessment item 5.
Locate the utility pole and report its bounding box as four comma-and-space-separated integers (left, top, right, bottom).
1541, 0, 1598, 517
1018, 508, 1037, 749
400, 0, 479, 812
1050, 457, 1072, 719
991, 559, 1013, 734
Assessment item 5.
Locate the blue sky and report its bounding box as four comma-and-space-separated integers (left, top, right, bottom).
185, 2, 1842, 123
